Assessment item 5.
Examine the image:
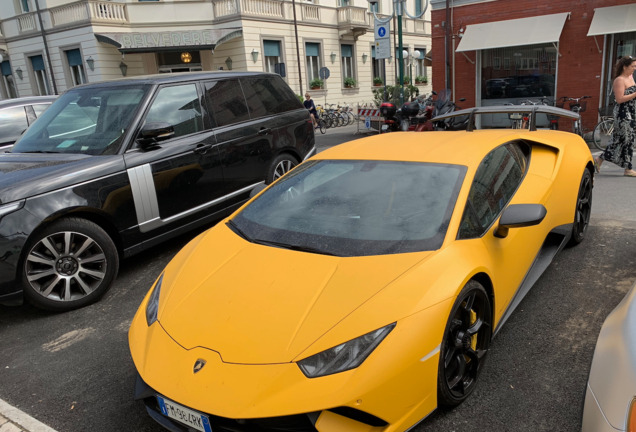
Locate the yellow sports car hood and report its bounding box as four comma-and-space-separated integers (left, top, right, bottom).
157, 224, 432, 365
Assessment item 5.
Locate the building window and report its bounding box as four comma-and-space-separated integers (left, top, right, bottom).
65, 49, 87, 86
305, 42, 321, 82
264, 40, 281, 74
339, 0, 350, 6
19, 0, 30, 13
415, 0, 423, 16
30, 55, 51, 96
414, 47, 427, 79
0, 61, 17, 99
341, 44, 355, 87
372, 46, 385, 84
369, 1, 378, 13
482, 44, 556, 102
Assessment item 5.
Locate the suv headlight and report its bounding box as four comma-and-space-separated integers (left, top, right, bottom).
145, 274, 164, 326
297, 323, 396, 378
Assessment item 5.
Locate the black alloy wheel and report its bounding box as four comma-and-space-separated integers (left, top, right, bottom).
568, 168, 593, 246
267, 154, 299, 184
21, 218, 119, 311
438, 280, 492, 408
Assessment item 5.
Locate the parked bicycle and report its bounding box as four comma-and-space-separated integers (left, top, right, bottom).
508, 98, 554, 129
592, 105, 614, 151
557, 96, 591, 137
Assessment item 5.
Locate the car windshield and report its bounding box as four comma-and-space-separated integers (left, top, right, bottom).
12, 85, 150, 155
230, 160, 466, 257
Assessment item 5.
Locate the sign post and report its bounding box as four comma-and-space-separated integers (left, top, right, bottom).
319, 67, 330, 106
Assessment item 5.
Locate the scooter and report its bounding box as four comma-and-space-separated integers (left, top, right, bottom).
379, 101, 405, 132
430, 89, 468, 130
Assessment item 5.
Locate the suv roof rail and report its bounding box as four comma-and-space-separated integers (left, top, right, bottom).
432, 105, 580, 132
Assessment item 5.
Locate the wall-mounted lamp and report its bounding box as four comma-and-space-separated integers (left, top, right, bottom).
181, 52, 192, 63
330, 52, 337, 63
225, 57, 232, 70
86, 56, 94, 71
119, 61, 128, 76
362, 53, 368, 63
15, 67, 23, 80
251, 49, 259, 62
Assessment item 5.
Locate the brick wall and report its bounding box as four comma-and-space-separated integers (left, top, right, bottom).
431, 0, 634, 131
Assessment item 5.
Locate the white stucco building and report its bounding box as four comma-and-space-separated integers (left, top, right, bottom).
0, 0, 431, 105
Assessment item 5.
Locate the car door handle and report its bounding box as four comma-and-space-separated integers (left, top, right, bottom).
194, 143, 213, 154
257, 128, 272, 136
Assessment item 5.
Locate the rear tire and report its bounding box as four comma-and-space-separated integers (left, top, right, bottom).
21, 218, 119, 311
568, 168, 592, 246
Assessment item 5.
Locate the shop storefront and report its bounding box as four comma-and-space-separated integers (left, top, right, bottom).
431, 0, 636, 132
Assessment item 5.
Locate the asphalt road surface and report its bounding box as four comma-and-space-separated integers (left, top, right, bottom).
0, 128, 632, 432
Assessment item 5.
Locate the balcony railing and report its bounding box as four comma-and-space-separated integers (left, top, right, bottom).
18, 13, 37, 33
337, 6, 368, 27
213, 0, 285, 19
50, 0, 128, 27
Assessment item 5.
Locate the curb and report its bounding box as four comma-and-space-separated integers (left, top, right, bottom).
0, 399, 57, 432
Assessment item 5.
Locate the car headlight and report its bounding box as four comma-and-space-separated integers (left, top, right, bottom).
297, 323, 396, 378
0, 201, 24, 219
145, 274, 164, 326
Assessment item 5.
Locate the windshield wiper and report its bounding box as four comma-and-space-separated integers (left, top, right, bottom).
19, 150, 61, 154
252, 238, 339, 256
226, 219, 253, 242
227, 220, 339, 256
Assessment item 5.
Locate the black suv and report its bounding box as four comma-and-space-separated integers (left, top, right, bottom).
0, 72, 315, 311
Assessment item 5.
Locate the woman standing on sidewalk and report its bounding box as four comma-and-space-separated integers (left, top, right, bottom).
595, 56, 636, 176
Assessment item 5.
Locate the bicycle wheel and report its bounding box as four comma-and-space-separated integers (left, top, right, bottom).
592, 118, 613, 151
318, 119, 326, 134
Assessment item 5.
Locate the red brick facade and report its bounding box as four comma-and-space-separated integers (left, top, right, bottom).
431, 0, 635, 131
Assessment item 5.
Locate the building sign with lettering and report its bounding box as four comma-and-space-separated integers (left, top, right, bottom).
96, 28, 242, 52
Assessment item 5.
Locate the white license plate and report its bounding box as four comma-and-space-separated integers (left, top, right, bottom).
156, 395, 212, 432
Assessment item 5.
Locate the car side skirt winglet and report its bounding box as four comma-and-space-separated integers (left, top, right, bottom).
493, 223, 572, 336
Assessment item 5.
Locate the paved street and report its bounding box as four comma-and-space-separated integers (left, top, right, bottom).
0, 126, 634, 432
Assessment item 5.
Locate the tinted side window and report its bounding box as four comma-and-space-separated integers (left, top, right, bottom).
458, 142, 529, 239
0, 106, 28, 142
241, 77, 302, 117
145, 84, 203, 138
204, 80, 249, 127
32, 103, 50, 117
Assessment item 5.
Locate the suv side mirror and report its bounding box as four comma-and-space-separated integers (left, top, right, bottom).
137, 122, 175, 149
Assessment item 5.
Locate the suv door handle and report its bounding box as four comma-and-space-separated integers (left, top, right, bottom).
257, 128, 272, 136
194, 143, 213, 154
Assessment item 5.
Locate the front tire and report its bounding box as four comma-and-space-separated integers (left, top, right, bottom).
568, 168, 593, 246
266, 154, 299, 184
438, 280, 492, 408
21, 218, 119, 311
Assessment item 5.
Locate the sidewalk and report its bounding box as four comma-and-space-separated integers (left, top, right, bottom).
0, 399, 57, 432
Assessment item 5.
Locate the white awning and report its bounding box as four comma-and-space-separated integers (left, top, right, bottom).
456, 13, 570, 52
587, 4, 636, 36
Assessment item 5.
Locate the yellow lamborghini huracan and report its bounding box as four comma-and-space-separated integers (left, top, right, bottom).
129, 108, 594, 432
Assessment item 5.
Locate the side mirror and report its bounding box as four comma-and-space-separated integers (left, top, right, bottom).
137, 122, 174, 149
494, 204, 546, 238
